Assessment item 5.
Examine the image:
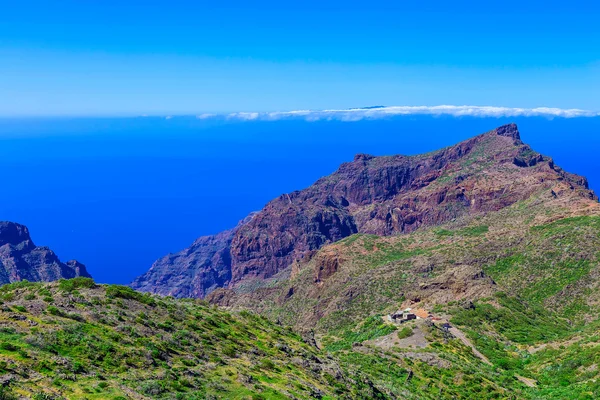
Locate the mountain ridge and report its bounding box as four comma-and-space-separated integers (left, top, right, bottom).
132, 123, 596, 298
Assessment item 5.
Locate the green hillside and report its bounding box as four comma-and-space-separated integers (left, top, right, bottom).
0, 279, 374, 399
207, 188, 600, 399
0, 277, 545, 399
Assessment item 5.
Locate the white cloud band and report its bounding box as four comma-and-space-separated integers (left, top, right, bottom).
195, 105, 600, 122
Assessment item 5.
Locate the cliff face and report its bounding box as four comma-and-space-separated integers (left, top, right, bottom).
131, 213, 257, 298
133, 124, 597, 297
130, 229, 235, 298
0, 221, 91, 284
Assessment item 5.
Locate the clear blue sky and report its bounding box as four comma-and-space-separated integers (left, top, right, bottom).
1, 1, 598, 116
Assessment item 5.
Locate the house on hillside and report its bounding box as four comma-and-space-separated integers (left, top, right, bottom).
388, 309, 416, 324
413, 308, 431, 319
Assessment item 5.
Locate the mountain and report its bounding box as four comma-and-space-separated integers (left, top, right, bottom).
0, 221, 91, 284
201, 126, 600, 398
133, 123, 595, 298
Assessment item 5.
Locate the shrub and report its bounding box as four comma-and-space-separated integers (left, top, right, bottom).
1, 293, 14, 302
259, 359, 276, 370
141, 381, 166, 396
46, 305, 84, 322
46, 306, 63, 317
0, 280, 37, 293
106, 285, 156, 306
97, 382, 109, 389
13, 305, 26, 313
0, 387, 18, 400
397, 327, 413, 339
32, 393, 60, 400
222, 344, 237, 358
0, 342, 19, 351
58, 277, 96, 293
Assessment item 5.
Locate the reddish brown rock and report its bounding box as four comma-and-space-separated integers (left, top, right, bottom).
314, 246, 344, 283
134, 124, 597, 297
228, 123, 594, 285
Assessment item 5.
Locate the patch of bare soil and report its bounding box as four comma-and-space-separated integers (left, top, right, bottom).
365, 322, 429, 350
515, 374, 537, 387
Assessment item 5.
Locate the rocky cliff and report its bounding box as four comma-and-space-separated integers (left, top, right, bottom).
0, 221, 91, 284
131, 213, 257, 298
133, 124, 596, 297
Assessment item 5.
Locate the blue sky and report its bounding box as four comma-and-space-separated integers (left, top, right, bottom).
1, 1, 599, 116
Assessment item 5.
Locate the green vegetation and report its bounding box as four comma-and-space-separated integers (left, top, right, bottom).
57, 277, 96, 293
322, 315, 396, 351
105, 284, 157, 306
434, 224, 488, 237
451, 292, 570, 345
0, 280, 386, 399
223, 191, 600, 399
397, 326, 413, 339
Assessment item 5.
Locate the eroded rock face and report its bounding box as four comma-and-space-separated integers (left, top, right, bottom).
131, 213, 257, 298
135, 124, 597, 297
131, 229, 234, 298
228, 123, 594, 285
0, 222, 91, 284
314, 247, 345, 283
404, 265, 496, 306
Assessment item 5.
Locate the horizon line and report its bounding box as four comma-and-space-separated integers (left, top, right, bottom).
1, 105, 599, 120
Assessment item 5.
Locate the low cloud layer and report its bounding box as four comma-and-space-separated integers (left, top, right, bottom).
193, 105, 600, 122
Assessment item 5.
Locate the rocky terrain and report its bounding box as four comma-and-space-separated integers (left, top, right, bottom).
134, 123, 596, 298
0, 222, 91, 285
131, 213, 256, 298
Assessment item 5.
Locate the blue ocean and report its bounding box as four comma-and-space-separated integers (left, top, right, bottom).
1, 116, 598, 284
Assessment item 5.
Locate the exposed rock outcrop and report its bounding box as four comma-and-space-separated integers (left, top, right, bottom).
0, 222, 91, 284
131, 213, 257, 298
134, 124, 597, 297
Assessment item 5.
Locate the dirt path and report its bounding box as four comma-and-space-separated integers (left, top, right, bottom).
515, 374, 537, 387
448, 326, 492, 365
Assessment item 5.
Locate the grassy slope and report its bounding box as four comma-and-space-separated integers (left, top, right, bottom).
0, 279, 388, 399
0, 278, 538, 400
2, 206, 599, 399
346, 210, 600, 399
216, 187, 600, 399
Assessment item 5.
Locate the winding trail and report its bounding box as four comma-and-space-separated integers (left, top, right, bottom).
448, 326, 492, 365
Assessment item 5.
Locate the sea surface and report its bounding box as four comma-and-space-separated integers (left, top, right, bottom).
0, 115, 598, 284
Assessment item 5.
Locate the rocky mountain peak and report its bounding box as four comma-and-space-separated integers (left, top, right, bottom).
353, 153, 375, 162
494, 123, 520, 141
133, 124, 596, 298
